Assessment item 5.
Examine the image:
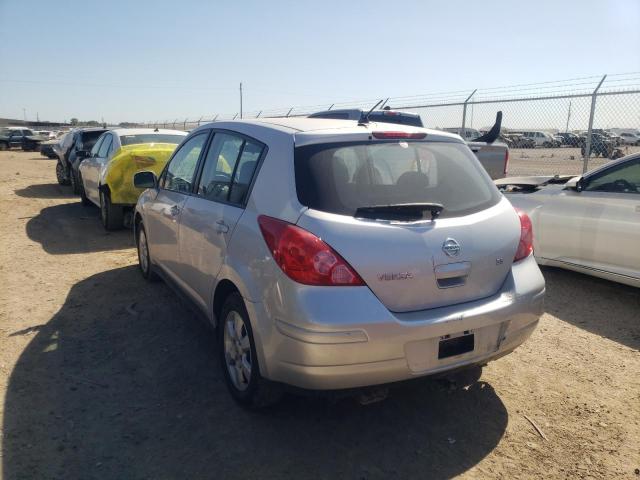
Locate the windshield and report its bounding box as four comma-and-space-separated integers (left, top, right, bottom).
295, 141, 500, 219
119, 134, 185, 146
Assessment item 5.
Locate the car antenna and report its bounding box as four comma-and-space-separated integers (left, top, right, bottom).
359, 99, 384, 125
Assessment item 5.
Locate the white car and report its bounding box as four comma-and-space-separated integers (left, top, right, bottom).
619, 132, 640, 146
514, 131, 558, 148
496, 153, 640, 287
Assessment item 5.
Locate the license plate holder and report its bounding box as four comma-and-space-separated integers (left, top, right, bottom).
438, 332, 474, 359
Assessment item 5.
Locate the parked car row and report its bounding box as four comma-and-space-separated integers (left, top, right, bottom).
45, 115, 545, 407
54, 127, 187, 229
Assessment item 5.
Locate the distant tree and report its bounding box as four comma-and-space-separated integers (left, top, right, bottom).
70, 118, 78, 126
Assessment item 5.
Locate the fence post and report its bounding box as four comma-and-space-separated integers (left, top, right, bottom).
583, 74, 607, 173
461, 89, 477, 139
197, 116, 203, 127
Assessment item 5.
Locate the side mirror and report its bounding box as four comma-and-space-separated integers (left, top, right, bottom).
76, 150, 90, 159
565, 176, 583, 192
134, 171, 158, 189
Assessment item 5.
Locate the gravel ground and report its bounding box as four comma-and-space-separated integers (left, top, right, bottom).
0, 150, 639, 479
507, 145, 640, 176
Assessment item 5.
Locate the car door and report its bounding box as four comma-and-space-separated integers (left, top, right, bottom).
175, 131, 263, 313
538, 157, 640, 279
144, 131, 210, 283
78, 135, 104, 201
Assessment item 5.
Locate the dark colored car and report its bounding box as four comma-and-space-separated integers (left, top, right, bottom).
580, 133, 615, 158
308, 108, 424, 127
556, 132, 580, 147
0, 127, 44, 151
55, 127, 108, 192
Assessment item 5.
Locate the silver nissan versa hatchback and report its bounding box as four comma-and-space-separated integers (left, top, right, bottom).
133, 118, 545, 407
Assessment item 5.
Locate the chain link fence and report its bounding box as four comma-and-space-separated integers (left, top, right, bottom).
143, 73, 640, 176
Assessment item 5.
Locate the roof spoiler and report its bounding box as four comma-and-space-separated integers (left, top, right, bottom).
472, 111, 502, 144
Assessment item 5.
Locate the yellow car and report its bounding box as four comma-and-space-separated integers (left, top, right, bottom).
78, 128, 187, 229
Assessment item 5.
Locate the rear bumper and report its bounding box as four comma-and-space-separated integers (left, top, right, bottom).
247, 254, 545, 390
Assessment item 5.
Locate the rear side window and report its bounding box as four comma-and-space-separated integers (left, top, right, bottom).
295, 141, 500, 219
196, 132, 263, 205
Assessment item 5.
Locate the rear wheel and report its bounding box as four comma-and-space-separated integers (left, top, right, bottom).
99, 189, 123, 230
56, 161, 70, 185
78, 173, 91, 206
219, 292, 282, 408
70, 169, 81, 194
136, 223, 159, 281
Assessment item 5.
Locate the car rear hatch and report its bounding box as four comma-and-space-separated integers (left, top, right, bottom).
293, 133, 520, 313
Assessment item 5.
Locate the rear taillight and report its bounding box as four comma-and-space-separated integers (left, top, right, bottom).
258, 215, 364, 286
503, 149, 509, 176
514, 209, 533, 262
372, 131, 427, 140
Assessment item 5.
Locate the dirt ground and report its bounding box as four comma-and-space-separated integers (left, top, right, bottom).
0, 150, 639, 480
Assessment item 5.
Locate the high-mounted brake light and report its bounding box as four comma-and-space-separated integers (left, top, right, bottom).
382, 111, 400, 116
258, 216, 365, 286
513, 208, 533, 262
372, 132, 427, 139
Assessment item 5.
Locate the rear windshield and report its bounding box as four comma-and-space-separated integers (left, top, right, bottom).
120, 134, 185, 146
79, 130, 106, 149
295, 141, 501, 219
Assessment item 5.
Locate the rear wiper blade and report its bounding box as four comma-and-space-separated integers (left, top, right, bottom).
355, 203, 444, 221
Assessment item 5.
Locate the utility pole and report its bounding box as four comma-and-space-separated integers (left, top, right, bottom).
565, 100, 572, 132
239, 82, 243, 119
22, 108, 26, 122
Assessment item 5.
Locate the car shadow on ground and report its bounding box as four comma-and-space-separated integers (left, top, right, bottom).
25, 202, 133, 254
3, 266, 508, 480
541, 266, 640, 350
15, 183, 76, 199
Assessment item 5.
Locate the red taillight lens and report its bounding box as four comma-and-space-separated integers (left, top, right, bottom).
257, 215, 365, 286
372, 131, 427, 140
514, 209, 533, 262
503, 149, 509, 175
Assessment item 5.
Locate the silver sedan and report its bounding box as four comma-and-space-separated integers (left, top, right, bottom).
497, 153, 640, 287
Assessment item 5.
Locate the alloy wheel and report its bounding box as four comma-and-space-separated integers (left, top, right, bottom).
223, 311, 252, 391
138, 229, 149, 274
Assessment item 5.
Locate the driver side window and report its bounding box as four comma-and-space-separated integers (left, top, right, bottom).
585, 159, 640, 194
162, 132, 208, 193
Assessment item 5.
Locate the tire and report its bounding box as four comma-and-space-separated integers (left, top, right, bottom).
78, 173, 91, 206
56, 161, 70, 185
99, 189, 123, 230
219, 292, 282, 408
70, 169, 81, 195
136, 223, 159, 281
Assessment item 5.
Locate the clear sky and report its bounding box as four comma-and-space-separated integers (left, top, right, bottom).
0, 0, 638, 124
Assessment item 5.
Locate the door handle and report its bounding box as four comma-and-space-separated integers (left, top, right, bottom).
216, 220, 229, 233
169, 205, 180, 216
